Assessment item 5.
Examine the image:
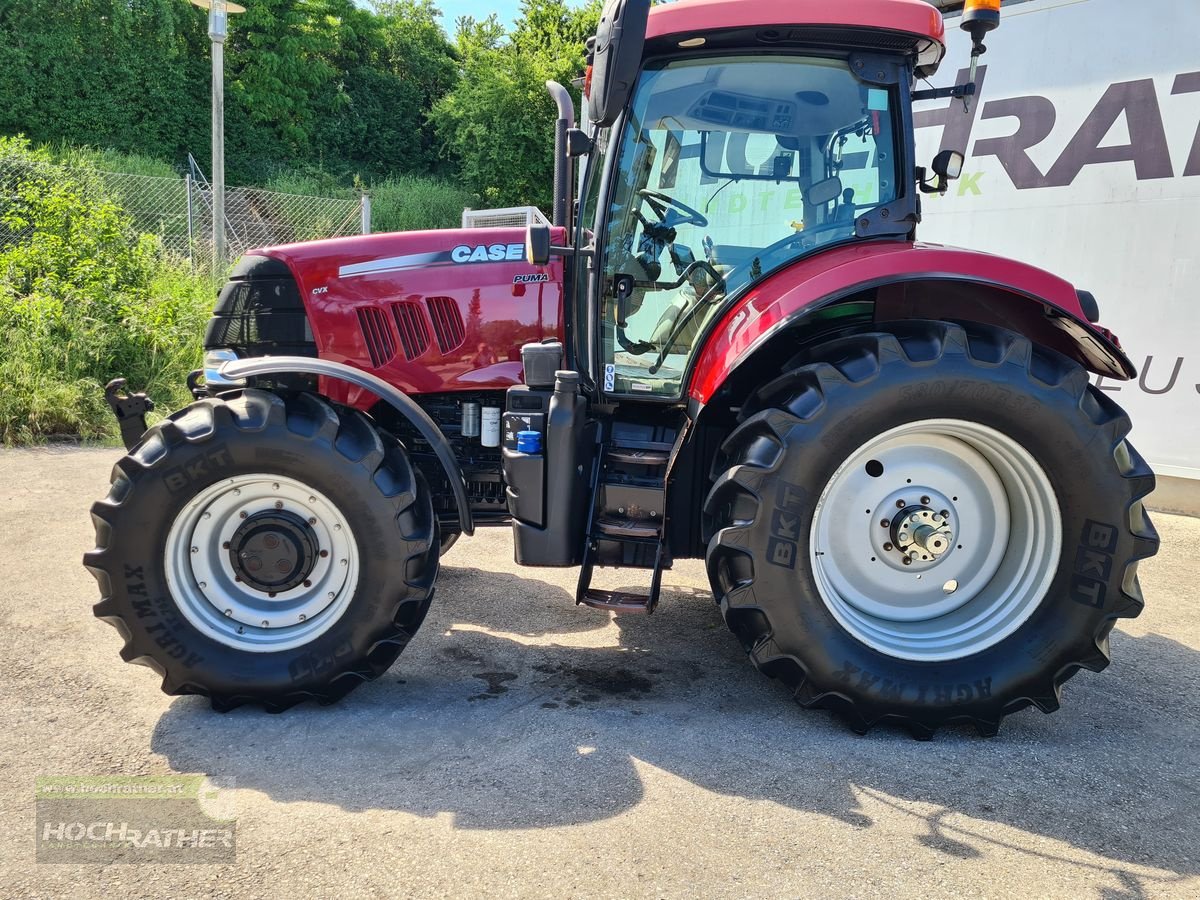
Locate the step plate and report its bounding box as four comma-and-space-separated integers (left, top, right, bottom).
595, 517, 661, 540
579, 589, 654, 614
608, 448, 669, 466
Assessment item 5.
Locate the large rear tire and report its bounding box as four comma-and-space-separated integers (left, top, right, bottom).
84, 390, 439, 712
704, 321, 1159, 737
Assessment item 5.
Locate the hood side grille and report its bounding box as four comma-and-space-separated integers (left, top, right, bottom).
357, 306, 396, 368
392, 301, 431, 361
426, 296, 466, 355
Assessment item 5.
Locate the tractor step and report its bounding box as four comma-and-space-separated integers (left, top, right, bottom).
595, 516, 661, 540
607, 448, 670, 466
579, 589, 656, 614
575, 431, 673, 615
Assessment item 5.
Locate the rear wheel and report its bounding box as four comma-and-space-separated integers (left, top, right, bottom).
84, 390, 439, 711
705, 321, 1158, 737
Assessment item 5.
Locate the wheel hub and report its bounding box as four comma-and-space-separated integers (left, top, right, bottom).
228, 510, 318, 594
892, 506, 954, 563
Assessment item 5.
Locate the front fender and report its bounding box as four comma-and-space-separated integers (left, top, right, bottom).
221, 356, 474, 536
688, 242, 1135, 405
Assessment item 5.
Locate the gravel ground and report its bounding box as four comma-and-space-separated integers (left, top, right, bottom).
0, 446, 1197, 899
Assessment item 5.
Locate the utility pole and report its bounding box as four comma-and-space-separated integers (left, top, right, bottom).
191, 0, 246, 274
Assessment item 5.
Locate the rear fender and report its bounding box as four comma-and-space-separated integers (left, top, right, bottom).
221, 356, 474, 535
688, 242, 1136, 406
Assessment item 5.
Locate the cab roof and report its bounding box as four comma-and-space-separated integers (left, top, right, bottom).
646, 0, 947, 76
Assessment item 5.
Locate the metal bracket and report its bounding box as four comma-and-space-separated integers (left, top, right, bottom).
848, 53, 905, 86
911, 82, 977, 102
104, 379, 155, 450
855, 198, 918, 238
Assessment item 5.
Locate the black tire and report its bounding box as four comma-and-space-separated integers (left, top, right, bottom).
84, 390, 439, 712
704, 321, 1159, 737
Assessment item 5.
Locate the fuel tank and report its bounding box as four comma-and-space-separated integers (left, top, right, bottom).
250, 226, 567, 405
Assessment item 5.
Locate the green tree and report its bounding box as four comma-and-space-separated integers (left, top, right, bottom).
317, 0, 458, 176
0, 0, 206, 165
431, 0, 600, 209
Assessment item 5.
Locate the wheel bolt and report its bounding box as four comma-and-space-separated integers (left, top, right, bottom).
902, 557, 912, 566
880, 519, 890, 529
309, 496, 317, 504
203, 512, 212, 520
198, 582, 207, 589
327, 592, 335, 600
273, 483, 280, 490
940, 510, 950, 519
303, 580, 312, 588
299, 614, 307, 622
223, 541, 230, 549
261, 620, 269, 627
883, 543, 893, 552
191, 546, 198, 554
268, 592, 276, 599
275, 501, 284, 510
308, 517, 317, 525
234, 575, 241, 582
319, 550, 329, 558
921, 496, 931, 505
896, 500, 906, 509
233, 489, 241, 497
224, 609, 232, 616
340, 559, 348, 567
239, 512, 247, 519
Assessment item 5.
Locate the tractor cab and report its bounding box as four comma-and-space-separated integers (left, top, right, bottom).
587, 51, 904, 398
544, 0, 961, 402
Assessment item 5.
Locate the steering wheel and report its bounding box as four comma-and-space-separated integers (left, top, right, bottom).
639, 189, 708, 229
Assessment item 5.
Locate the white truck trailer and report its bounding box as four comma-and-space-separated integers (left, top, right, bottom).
918, 0, 1200, 510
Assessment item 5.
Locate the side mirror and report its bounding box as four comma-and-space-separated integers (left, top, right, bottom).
588, 0, 651, 127
526, 223, 551, 266
807, 175, 843, 207
919, 150, 966, 194
932, 150, 965, 181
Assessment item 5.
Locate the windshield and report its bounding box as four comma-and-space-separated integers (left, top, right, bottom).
593, 54, 900, 398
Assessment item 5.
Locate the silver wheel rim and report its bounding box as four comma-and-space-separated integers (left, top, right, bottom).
810, 419, 1061, 662
165, 474, 359, 653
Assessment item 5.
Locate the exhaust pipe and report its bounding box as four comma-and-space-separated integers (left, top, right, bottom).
546, 81, 575, 229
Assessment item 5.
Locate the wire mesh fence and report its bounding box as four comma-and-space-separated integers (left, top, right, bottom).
0, 153, 368, 270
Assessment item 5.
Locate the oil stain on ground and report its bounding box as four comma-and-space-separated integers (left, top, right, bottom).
532, 662, 655, 707
469, 671, 517, 701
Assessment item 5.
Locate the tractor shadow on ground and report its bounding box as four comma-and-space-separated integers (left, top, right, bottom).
152, 561, 1200, 890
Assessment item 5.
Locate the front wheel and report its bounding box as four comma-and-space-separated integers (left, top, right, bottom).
705, 321, 1159, 737
84, 390, 439, 711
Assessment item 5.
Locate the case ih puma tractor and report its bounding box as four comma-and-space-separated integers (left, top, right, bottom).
86, 0, 1160, 737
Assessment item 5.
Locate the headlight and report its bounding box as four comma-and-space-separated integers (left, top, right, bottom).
203, 349, 247, 388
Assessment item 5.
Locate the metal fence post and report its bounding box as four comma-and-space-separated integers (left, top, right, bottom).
185, 173, 194, 270
361, 194, 371, 235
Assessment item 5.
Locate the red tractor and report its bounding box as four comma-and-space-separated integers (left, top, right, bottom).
86, 0, 1159, 737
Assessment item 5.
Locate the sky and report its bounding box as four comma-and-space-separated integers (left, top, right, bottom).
353, 0, 554, 32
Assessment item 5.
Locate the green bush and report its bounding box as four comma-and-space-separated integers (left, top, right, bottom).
0, 137, 210, 444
